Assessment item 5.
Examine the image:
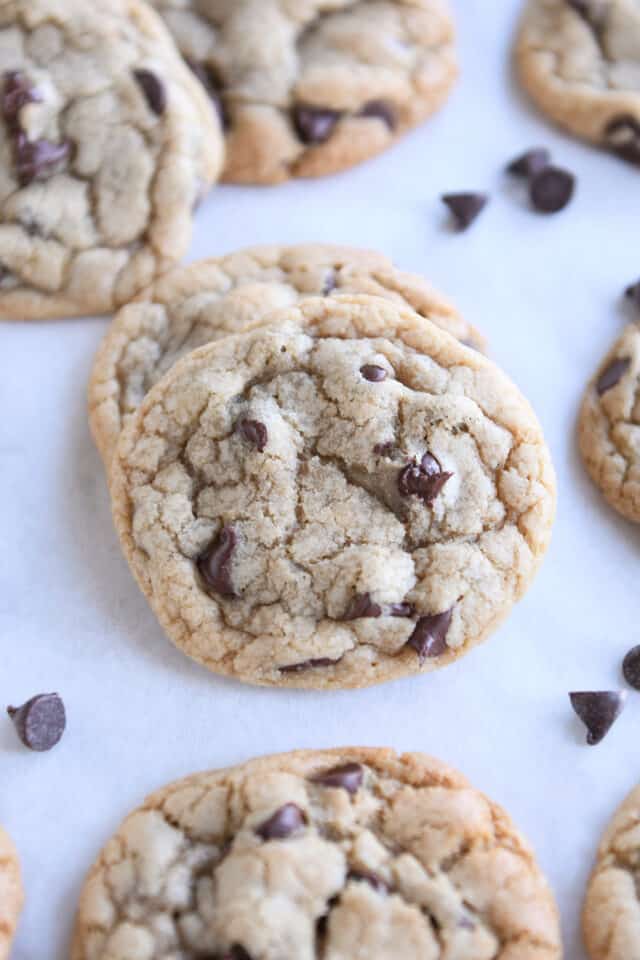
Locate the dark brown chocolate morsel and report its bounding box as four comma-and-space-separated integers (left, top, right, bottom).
604, 114, 640, 166
7, 693, 66, 751
14, 133, 71, 186
279, 657, 340, 674
441, 192, 488, 231
622, 646, 640, 690
187, 60, 229, 130
134, 69, 167, 115
311, 762, 364, 795
407, 610, 453, 662
293, 105, 341, 144
348, 870, 389, 893
388, 602, 415, 618
237, 418, 268, 452
360, 364, 387, 382
222, 948, 253, 960
342, 593, 382, 621
569, 691, 626, 745
596, 357, 631, 396
2, 71, 41, 131
373, 441, 395, 457
625, 279, 640, 308
359, 100, 396, 130
398, 455, 452, 505
530, 166, 575, 213
255, 803, 305, 840
506, 147, 550, 178
322, 270, 337, 295
197, 525, 238, 597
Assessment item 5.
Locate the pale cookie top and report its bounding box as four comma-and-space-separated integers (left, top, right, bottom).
147, 0, 458, 184
517, 0, 640, 163
89, 243, 485, 466
583, 781, 640, 960
0, 827, 23, 960
578, 322, 640, 522
72, 747, 562, 960
110, 295, 556, 689
0, 0, 223, 321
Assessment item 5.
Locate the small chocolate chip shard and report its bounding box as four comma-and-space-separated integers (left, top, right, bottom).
604, 115, 640, 166
2, 71, 41, 131
387, 602, 415, 618
7, 693, 66, 752
441, 192, 488, 231
398, 455, 452, 505
359, 100, 396, 130
293, 105, 341, 144
312, 762, 364, 794
256, 803, 305, 840
342, 593, 382, 621
622, 646, 640, 690
570, 691, 626, 745
197, 525, 237, 597
279, 657, 339, 674
348, 870, 389, 893
596, 357, 631, 396
506, 147, 550, 179
530, 166, 575, 213
237, 418, 268, 452
625, 279, 640, 308
407, 610, 453, 662
360, 364, 387, 382
14, 133, 71, 186
134, 69, 167, 115
373, 441, 395, 458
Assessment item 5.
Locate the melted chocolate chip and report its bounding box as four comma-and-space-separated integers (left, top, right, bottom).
7, 693, 66, 751
622, 646, 640, 690
506, 147, 550, 178
596, 357, 631, 396
388, 602, 415, 618
407, 610, 453, 662
625, 279, 640, 308
292, 105, 340, 144
360, 364, 387, 382
279, 657, 339, 674
187, 60, 229, 130
373, 441, 395, 458
342, 593, 382, 620
237, 419, 268, 452
348, 870, 389, 893
530, 166, 575, 213
197, 526, 238, 597
604, 115, 640, 166
134, 69, 167, 115
359, 100, 396, 130
569, 691, 626, 745
441, 192, 488, 231
398, 454, 452, 505
2, 71, 41, 131
14, 133, 71, 186
312, 762, 364, 794
256, 803, 305, 840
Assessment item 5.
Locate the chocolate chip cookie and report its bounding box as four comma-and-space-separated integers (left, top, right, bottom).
578, 323, 640, 522
71, 747, 562, 960
146, 0, 458, 184
89, 244, 485, 466
517, 0, 640, 165
0, 827, 22, 960
110, 294, 556, 689
0, 0, 224, 321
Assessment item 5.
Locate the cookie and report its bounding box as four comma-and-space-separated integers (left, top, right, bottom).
146, 0, 458, 184
0, 0, 223, 322
71, 747, 562, 960
578, 323, 640, 522
583, 781, 640, 960
0, 827, 23, 960
109, 294, 556, 689
517, 0, 640, 165
89, 244, 486, 466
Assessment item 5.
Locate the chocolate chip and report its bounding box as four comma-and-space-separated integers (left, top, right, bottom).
292, 105, 341, 144
506, 147, 550, 178
342, 593, 382, 620
398, 454, 452, 505
596, 357, 631, 396
373, 441, 395, 457
388, 602, 415, 617
134, 69, 167, 115
2, 71, 41, 131
604, 115, 640, 166
407, 610, 453, 662
530, 166, 575, 213
222, 948, 252, 960
569, 691, 626, 745
279, 657, 339, 674
622, 646, 640, 690
14, 133, 71, 186
360, 364, 387, 382
348, 870, 389, 893
359, 100, 396, 130
322, 270, 337, 295
311, 762, 364, 794
237, 419, 268, 452
256, 803, 305, 840
625, 280, 640, 308
187, 60, 229, 130
441, 193, 488, 231
7, 693, 66, 752
197, 526, 237, 597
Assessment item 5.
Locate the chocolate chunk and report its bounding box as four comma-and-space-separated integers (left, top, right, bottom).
398, 455, 452, 505
256, 803, 305, 840
407, 610, 453, 662
604, 115, 640, 166
2, 71, 41, 131
134, 69, 167, 115
373, 441, 395, 457
312, 762, 364, 794
7, 693, 66, 752
348, 870, 389, 893
237, 419, 268, 452
622, 646, 640, 690
569, 691, 626, 745
187, 60, 229, 130
530, 166, 575, 213
441, 193, 488, 231
625, 279, 640, 308
388, 602, 415, 617
360, 364, 387, 382
197, 526, 237, 597
596, 357, 631, 396
293, 105, 341, 144
342, 593, 382, 620
14, 133, 71, 186
322, 270, 337, 295
279, 657, 339, 674
506, 147, 550, 178
359, 100, 396, 130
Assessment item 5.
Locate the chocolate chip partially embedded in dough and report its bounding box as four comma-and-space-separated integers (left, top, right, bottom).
398, 455, 452, 505
322, 270, 337, 295
360, 364, 387, 382
279, 657, 340, 674
441, 192, 488, 230
7, 693, 66, 751
388, 602, 415, 617
237, 419, 268, 452
622, 646, 640, 690
197, 525, 238, 597
187, 60, 229, 130
530, 167, 575, 213
312, 762, 364, 794
407, 610, 454, 661
569, 691, 626, 745
359, 100, 396, 130
14, 133, 71, 186
604, 115, 640, 166
373, 441, 395, 457
348, 870, 389, 893
506, 147, 550, 178
596, 357, 631, 395
134, 69, 167, 115
293, 105, 341, 144
2, 71, 41, 131
222, 947, 252, 960
256, 803, 305, 840
342, 593, 383, 620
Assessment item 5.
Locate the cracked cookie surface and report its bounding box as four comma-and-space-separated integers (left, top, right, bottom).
517, 0, 640, 163
0, 0, 223, 321
72, 747, 562, 960
0, 827, 23, 960
146, 0, 458, 184
578, 323, 640, 522
110, 294, 556, 689
89, 243, 486, 466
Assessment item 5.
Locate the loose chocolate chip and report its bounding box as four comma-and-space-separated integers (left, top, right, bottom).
237, 419, 268, 452
348, 870, 389, 893
292, 105, 341, 144
407, 610, 453, 662
373, 441, 395, 457
14, 133, 71, 186
604, 115, 640, 166
625, 280, 640, 308
342, 593, 382, 620
622, 646, 640, 690
530, 166, 575, 213
596, 357, 631, 396
388, 602, 415, 618
279, 657, 339, 674
312, 762, 364, 794
256, 803, 305, 840
506, 147, 551, 178
197, 525, 238, 597
569, 691, 626, 745
441, 192, 488, 231
398, 455, 452, 505
187, 60, 229, 130
360, 364, 387, 382
2, 71, 41, 131
359, 100, 396, 130
134, 69, 167, 115
7, 693, 66, 752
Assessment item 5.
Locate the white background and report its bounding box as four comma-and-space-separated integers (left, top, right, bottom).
3, 1, 640, 956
